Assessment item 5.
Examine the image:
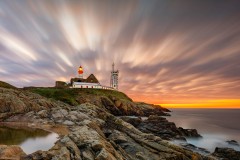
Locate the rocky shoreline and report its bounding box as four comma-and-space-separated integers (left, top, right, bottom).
0, 86, 239, 159
119, 115, 201, 141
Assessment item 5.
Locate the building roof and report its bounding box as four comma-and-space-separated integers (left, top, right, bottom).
86, 74, 99, 83
70, 74, 99, 84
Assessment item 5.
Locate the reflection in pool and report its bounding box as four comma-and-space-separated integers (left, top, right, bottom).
0, 126, 58, 154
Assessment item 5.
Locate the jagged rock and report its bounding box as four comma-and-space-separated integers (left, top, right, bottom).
52, 112, 64, 119
22, 150, 54, 160
25, 111, 35, 118
0, 145, 26, 159
53, 147, 71, 160
136, 152, 148, 160
37, 110, 48, 118
60, 89, 170, 117
95, 148, 109, 160
178, 127, 201, 137
119, 116, 142, 127
0, 87, 217, 160
59, 136, 81, 159
212, 147, 240, 160
76, 112, 89, 121
59, 109, 68, 116
69, 115, 78, 121
181, 143, 210, 155
0, 88, 69, 121
82, 150, 94, 160
23, 136, 81, 160
69, 111, 78, 115
52, 109, 68, 119
0, 94, 26, 113
108, 130, 128, 144
122, 115, 201, 140
91, 141, 104, 152
226, 140, 239, 146
63, 120, 75, 125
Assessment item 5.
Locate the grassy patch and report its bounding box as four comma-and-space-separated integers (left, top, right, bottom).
28, 88, 132, 105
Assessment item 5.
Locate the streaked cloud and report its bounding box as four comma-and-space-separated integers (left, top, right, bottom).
0, 0, 240, 105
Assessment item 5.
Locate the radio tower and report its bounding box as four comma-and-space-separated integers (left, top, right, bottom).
110, 62, 119, 90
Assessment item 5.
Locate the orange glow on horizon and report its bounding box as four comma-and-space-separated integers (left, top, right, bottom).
159, 99, 240, 109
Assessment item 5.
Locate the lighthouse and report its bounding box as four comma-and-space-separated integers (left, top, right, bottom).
110, 63, 119, 90
78, 66, 83, 78
56, 64, 119, 90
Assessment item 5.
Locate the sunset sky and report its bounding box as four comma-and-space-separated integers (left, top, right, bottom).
0, 0, 240, 108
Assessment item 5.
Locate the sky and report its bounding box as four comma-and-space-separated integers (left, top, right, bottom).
0, 0, 240, 108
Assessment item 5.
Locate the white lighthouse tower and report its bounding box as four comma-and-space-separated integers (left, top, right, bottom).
110, 63, 119, 90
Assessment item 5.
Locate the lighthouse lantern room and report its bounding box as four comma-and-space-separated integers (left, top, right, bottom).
78, 66, 83, 78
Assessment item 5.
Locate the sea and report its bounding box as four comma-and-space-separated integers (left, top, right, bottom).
166, 109, 240, 152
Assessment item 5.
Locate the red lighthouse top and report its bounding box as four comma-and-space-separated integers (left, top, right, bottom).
78, 66, 83, 74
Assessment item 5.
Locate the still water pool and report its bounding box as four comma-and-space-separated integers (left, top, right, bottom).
0, 126, 58, 154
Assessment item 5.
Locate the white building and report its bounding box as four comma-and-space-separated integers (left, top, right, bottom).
69, 65, 117, 90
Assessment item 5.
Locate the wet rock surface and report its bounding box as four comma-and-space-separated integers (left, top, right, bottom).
180, 143, 210, 155
120, 115, 201, 140
0, 87, 235, 160
212, 147, 240, 160
0, 102, 209, 159
226, 140, 239, 146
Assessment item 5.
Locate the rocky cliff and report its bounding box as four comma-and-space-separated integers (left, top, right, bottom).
27, 88, 170, 117
0, 85, 228, 160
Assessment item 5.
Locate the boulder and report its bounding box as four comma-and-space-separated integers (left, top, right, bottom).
119, 116, 142, 127
181, 143, 210, 155
0, 88, 69, 118
76, 112, 89, 121
212, 147, 240, 160
108, 130, 128, 144
82, 150, 94, 160
59, 109, 68, 116
122, 114, 201, 140
0, 145, 26, 159
52, 112, 64, 119
95, 148, 110, 160
226, 140, 239, 146
63, 120, 75, 126
69, 115, 78, 121
37, 110, 48, 118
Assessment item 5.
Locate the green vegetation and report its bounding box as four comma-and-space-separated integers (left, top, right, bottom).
28, 88, 132, 105
0, 81, 16, 89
